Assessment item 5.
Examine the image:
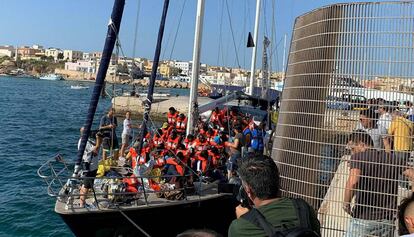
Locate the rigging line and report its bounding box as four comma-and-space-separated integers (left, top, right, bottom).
263, 0, 269, 38
216, 0, 225, 66
116, 207, 151, 237
132, 0, 141, 59
168, 0, 187, 61
225, 0, 241, 68
269, 0, 276, 74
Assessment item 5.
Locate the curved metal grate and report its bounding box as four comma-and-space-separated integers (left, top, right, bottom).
273, 2, 414, 236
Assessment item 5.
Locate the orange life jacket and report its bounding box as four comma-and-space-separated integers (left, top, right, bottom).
123, 174, 139, 193
194, 139, 209, 153
166, 158, 184, 176
153, 135, 164, 147
167, 112, 179, 125
166, 136, 181, 150
175, 117, 187, 132
184, 139, 195, 150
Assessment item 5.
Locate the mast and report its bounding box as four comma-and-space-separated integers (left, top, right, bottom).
138, 0, 170, 152
76, 0, 125, 165
248, 0, 261, 96
186, 0, 205, 135
282, 33, 287, 80
261, 36, 270, 99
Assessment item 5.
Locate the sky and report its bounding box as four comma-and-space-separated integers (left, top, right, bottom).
0, 0, 391, 71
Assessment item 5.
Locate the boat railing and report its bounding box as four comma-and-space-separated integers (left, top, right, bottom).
37, 154, 226, 210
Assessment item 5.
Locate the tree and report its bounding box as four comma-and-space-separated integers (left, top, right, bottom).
170, 66, 181, 76
57, 53, 64, 60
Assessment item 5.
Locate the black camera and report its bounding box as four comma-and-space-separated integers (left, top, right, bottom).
237, 186, 253, 209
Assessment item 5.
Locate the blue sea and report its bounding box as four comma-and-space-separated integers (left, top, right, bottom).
0, 76, 188, 237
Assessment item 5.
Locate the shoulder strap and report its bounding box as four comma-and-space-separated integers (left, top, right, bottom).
291, 198, 311, 229
241, 208, 282, 237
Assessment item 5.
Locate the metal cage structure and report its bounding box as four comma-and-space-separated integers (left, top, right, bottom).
273, 2, 414, 236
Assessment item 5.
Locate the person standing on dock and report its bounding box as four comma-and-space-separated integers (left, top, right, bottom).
343, 130, 402, 236
99, 108, 119, 160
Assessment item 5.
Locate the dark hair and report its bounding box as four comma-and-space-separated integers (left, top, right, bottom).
176, 229, 222, 237
169, 107, 176, 112
348, 130, 374, 147
238, 154, 280, 200
360, 108, 376, 119
399, 194, 414, 235
187, 134, 194, 140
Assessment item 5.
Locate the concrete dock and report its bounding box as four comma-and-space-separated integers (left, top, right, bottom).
112, 95, 214, 121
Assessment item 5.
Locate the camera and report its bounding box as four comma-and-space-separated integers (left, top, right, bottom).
237, 186, 253, 209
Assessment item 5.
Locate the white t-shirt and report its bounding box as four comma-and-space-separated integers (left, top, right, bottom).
123, 118, 132, 136
377, 112, 392, 131
401, 233, 414, 237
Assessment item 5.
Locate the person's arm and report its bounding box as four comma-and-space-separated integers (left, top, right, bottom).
226, 138, 239, 149
343, 168, 360, 215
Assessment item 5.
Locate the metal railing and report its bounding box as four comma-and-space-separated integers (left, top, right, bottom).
37, 154, 219, 211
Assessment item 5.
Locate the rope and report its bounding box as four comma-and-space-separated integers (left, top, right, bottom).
168, 0, 187, 61
224, 0, 241, 69
116, 206, 151, 237
132, 0, 141, 59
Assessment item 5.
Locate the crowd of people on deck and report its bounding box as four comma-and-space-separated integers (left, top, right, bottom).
75, 105, 269, 205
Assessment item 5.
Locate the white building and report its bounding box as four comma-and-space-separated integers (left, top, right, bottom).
83, 52, 91, 60
65, 60, 96, 73
63, 50, 83, 62
0, 46, 15, 58
45, 48, 63, 61
174, 61, 192, 77
32, 44, 44, 50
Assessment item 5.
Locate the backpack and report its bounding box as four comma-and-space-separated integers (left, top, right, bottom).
241, 198, 320, 237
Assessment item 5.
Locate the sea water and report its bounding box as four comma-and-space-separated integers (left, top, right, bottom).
0, 76, 188, 237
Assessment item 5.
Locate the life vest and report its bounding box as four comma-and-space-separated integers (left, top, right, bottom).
251, 128, 264, 151
175, 117, 187, 132
166, 157, 184, 176
153, 135, 164, 147
123, 174, 139, 193
184, 139, 195, 150
167, 112, 179, 125
166, 136, 181, 150
194, 139, 209, 153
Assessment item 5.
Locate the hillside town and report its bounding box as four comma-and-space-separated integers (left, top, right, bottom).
0, 44, 285, 89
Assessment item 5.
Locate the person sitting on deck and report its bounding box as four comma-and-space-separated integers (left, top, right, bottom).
152, 128, 165, 148
175, 113, 187, 134
166, 130, 181, 151
161, 122, 172, 137
167, 107, 179, 126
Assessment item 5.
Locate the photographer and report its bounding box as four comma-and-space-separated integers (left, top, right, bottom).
228, 154, 320, 237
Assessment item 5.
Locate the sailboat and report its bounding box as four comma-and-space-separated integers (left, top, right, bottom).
37, 0, 274, 236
